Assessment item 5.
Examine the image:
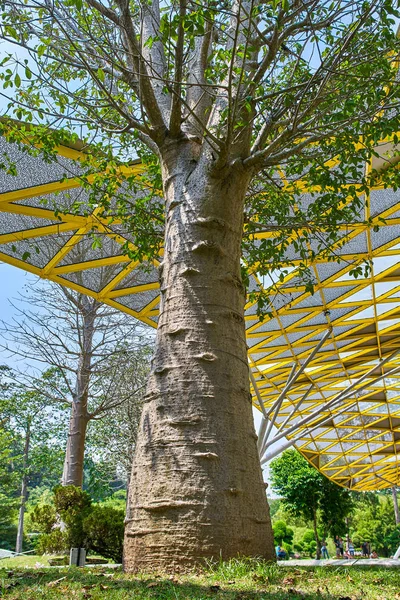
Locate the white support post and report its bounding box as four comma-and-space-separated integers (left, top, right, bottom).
262, 360, 400, 453
259, 328, 332, 454
249, 368, 270, 421
277, 384, 314, 431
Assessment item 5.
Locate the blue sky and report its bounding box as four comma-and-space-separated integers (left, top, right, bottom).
1, 263, 36, 322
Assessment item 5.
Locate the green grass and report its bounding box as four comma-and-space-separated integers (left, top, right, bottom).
1, 557, 400, 599
0, 554, 55, 569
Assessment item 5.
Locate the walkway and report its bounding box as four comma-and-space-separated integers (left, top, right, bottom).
279, 558, 400, 567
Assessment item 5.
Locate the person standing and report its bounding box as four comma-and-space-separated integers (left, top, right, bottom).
321, 541, 329, 560
339, 537, 344, 557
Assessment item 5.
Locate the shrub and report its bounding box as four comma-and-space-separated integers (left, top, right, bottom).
28, 486, 124, 561
30, 504, 57, 534
54, 485, 92, 548
293, 542, 303, 553
272, 520, 294, 545
83, 505, 124, 563
35, 529, 67, 554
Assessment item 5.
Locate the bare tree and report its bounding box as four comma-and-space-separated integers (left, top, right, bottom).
1, 0, 400, 571
86, 345, 151, 487
1, 278, 153, 488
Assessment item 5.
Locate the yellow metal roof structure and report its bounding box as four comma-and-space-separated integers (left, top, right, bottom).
1, 128, 400, 491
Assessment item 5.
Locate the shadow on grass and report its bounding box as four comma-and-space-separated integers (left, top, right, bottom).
0, 565, 387, 600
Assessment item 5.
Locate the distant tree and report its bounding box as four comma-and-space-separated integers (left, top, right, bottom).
1, 280, 153, 488
0, 426, 19, 549
0, 371, 69, 553
351, 493, 400, 557
319, 479, 353, 539
392, 487, 400, 526
270, 449, 353, 559
0, 368, 18, 549
268, 498, 281, 521
85, 345, 151, 487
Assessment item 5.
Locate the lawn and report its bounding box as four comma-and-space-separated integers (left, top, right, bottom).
0, 554, 55, 569
1, 558, 400, 599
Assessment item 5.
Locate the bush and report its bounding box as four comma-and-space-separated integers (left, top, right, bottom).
35, 529, 67, 554
83, 505, 124, 563
28, 486, 124, 561
30, 504, 57, 534
54, 485, 92, 548
293, 543, 303, 553
272, 520, 294, 545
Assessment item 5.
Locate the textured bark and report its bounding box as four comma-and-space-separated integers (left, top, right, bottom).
15, 422, 30, 554
62, 303, 94, 487
125, 145, 275, 572
393, 487, 400, 526
62, 401, 89, 487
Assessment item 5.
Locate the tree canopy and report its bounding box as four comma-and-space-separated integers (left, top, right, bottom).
1, 1, 400, 304
270, 449, 353, 555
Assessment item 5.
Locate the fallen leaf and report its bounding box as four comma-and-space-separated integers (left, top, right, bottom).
146, 582, 158, 588
47, 576, 67, 588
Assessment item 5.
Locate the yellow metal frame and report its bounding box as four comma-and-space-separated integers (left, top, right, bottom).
1, 127, 400, 490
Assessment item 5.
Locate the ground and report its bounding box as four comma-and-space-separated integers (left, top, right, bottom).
1, 558, 400, 599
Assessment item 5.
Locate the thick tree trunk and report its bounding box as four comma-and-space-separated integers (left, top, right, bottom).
62, 304, 94, 487
16, 423, 30, 554
124, 151, 275, 572
392, 487, 400, 526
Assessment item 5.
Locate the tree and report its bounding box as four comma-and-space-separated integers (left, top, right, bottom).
1, 280, 152, 488
0, 369, 18, 541
392, 487, 400, 526
85, 345, 151, 488
1, 0, 400, 570
0, 373, 69, 553
0, 426, 19, 548
319, 478, 353, 540
351, 493, 400, 557
270, 449, 353, 558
